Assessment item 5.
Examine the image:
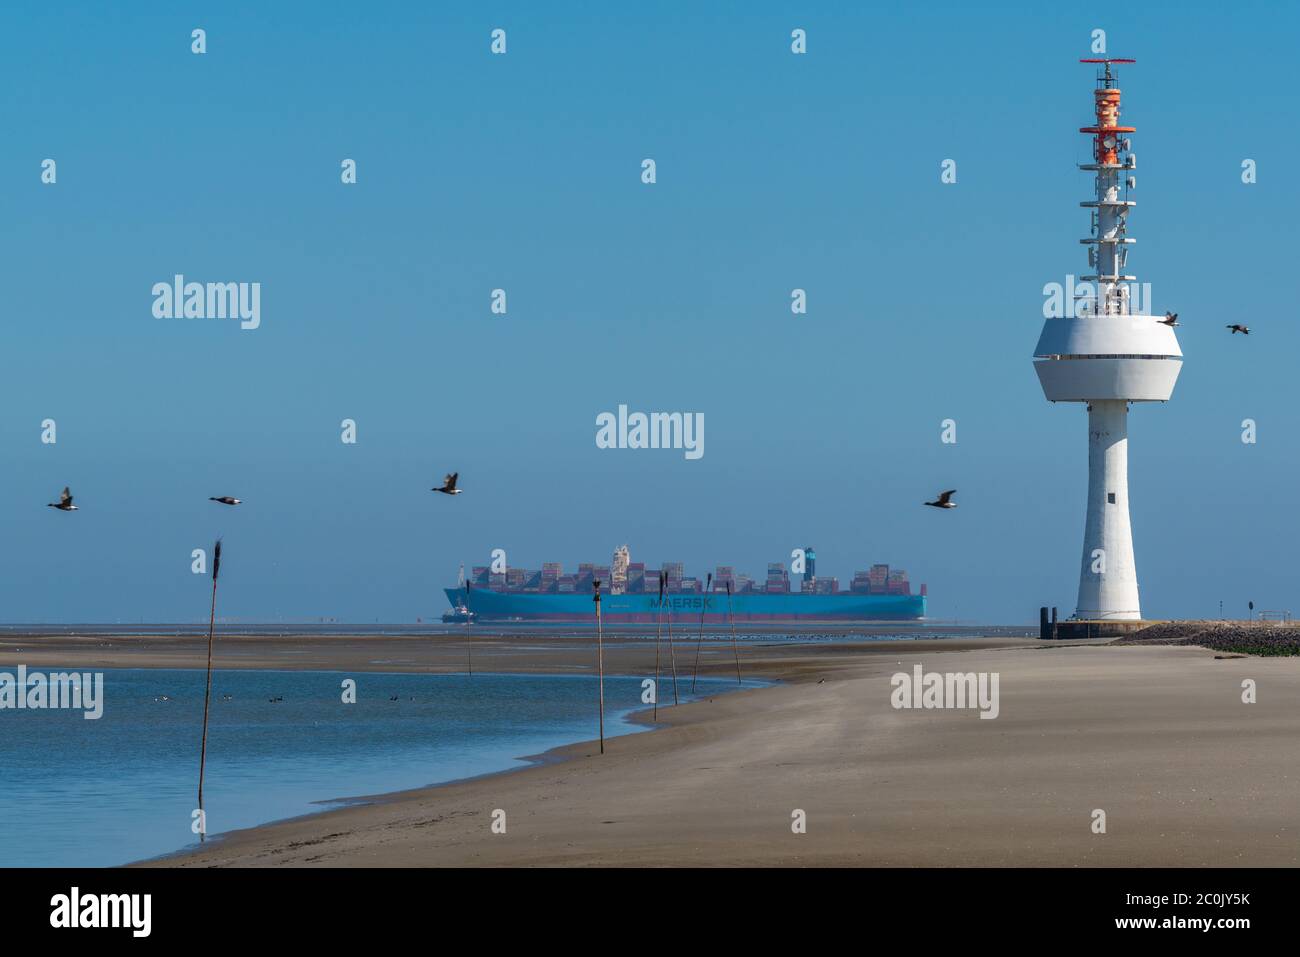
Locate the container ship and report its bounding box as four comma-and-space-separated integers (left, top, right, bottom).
443, 545, 926, 623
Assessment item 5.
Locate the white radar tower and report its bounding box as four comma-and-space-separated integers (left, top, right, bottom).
1032, 58, 1183, 621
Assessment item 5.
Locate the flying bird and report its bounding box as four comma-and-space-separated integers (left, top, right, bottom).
47, 487, 78, 511
1226, 324, 1250, 335
1159, 312, 1179, 327
431, 473, 462, 495
209, 496, 242, 506
924, 489, 957, 509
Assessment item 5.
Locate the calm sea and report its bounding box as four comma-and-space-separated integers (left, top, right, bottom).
0, 668, 755, 867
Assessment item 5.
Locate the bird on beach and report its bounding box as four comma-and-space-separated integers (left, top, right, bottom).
1226, 324, 1250, 335
209, 496, 242, 506
431, 473, 462, 495
1159, 311, 1179, 327
924, 489, 957, 509
47, 487, 78, 511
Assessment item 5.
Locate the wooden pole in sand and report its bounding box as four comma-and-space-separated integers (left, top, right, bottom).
464, 580, 473, 677
726, 580, 742, 685
691, 573, 712, 692
196, 539, 222, 843
665, 576, 679, 706
594, 579, 605, 754
653, 574, 663, 721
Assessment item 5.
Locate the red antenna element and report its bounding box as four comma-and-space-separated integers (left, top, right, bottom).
1079, 57, 1136, 165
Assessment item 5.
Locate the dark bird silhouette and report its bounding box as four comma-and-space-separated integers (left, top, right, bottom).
1159, 312, 1179, 327
431, 473, 462, 495
47, 487, 78, 511
209, 496, 242, 505
924, 489, 957, 509
1226, 324, 1250, 335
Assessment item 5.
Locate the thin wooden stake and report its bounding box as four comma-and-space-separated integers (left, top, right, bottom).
665, 577, 679, 706
196, 538, 222, 843
727, 579, 742, 685
594, 579, 605, 754
465, 581, 473, 677
691, 572, 712, 692
653, 575, 662, 721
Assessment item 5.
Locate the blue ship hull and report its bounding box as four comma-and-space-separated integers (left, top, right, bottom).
445, 588, 925, 622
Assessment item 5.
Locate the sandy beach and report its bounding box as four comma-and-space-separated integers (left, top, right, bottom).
6, 631, 1296, 867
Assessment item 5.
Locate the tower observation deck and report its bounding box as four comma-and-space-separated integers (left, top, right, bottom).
1032, 59, 1183, 621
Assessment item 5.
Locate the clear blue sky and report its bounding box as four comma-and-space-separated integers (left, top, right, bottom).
2, 1, 1295, 623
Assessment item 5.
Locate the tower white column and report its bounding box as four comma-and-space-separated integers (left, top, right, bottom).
1075, 399, 1140, 619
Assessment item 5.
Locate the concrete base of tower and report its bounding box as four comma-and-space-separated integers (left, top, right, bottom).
1041, 618, 1157, 640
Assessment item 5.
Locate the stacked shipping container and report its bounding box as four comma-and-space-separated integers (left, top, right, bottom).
458, 554, 914, 598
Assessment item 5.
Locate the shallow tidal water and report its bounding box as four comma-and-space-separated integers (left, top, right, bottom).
0, 668, 755, 867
